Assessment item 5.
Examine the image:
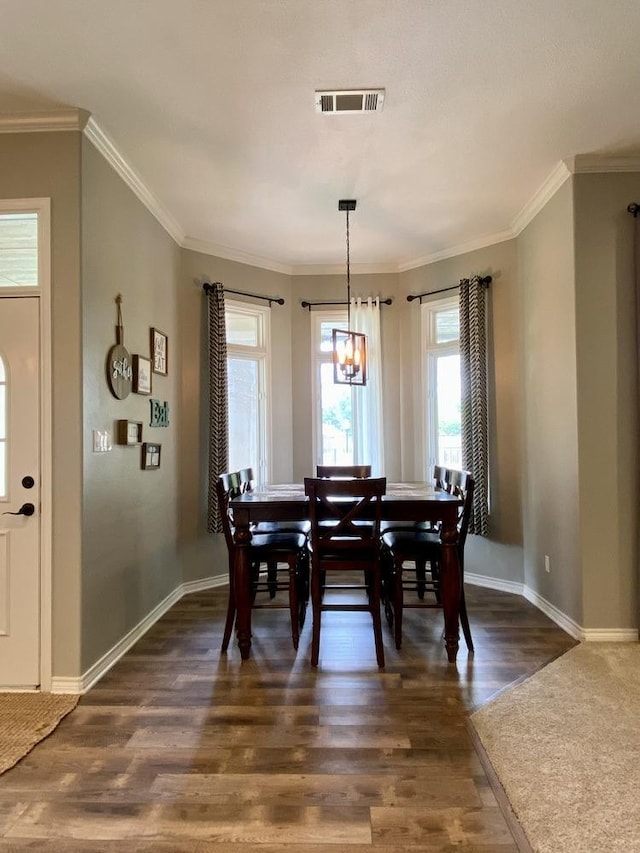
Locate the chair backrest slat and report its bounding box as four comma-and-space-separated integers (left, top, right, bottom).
316, 464, 372, 479
305, 476, 386, 557
238, 467, 255, 493
217, 472, 242, 553
437, 467, 475, 548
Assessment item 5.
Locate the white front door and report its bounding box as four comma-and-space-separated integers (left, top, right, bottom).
0, 297, 40, 688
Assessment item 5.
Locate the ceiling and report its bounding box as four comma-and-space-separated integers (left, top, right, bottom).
2, 0, 640, 273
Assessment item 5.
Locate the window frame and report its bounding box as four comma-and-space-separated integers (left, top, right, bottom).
225, 299, 272, 486
420, 294, 461, 477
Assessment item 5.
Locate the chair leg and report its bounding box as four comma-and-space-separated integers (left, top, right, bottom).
370, 570, 385, 668
416, 558, 427, 599
311, 564, 322, 666
221, 565, 236, 652
393, 559, 404, 651
267, 558, 278, 599
459, 585, 474, 652
287, 555, 300, 650
298, 550, 309, 629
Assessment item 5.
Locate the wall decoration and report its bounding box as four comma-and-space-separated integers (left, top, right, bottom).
116, 420, 143, 446
132, 354, 152, 395
141, 442, 161, 469
151, 327, 168, 375
149, 398, 170, 427
106, 294, 132, 399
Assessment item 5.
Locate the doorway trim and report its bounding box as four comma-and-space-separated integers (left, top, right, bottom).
0, 197, 52, 690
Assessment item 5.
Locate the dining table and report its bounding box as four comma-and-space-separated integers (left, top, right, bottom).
229, 481, 464, 663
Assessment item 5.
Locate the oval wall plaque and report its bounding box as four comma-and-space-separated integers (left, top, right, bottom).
106, 294, 132, 399
106, 342, 132, 399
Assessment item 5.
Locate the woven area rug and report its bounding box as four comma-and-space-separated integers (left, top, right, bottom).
471, 643, 640, 853
0, 692, 78, 774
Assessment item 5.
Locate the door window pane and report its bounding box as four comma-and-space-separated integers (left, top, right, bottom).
228, 357, 258, 474
0, 213, 38, 287
435, 353, 461, 468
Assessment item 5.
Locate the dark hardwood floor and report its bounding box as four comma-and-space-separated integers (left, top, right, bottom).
0, 582, 576, 851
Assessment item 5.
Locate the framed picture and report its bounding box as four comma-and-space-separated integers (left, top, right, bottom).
141, 442, 161, 469
117, 419, 143, 446
151, 328, 168, 376
132, 354, 152, 395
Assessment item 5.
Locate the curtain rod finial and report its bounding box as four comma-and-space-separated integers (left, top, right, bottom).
628, 203, 640, 217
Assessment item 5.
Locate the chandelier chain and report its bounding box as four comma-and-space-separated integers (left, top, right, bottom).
346, 209, 351, 326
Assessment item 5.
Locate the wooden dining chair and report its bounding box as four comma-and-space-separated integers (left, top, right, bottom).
218, 473, 309, 651
239, 466, 311, 537
304, 476, 387, 667
381, 468, 475, 652
316, 464, 372, 478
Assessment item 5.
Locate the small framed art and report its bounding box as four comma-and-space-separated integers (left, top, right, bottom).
117, 419, 143, 446
141, 442, 161, 469
151, 327, 168, 376
132, 354, 152, 395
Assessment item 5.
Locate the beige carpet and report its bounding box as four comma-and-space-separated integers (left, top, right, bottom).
0, 692, 78, 774
471, 643, 640, 853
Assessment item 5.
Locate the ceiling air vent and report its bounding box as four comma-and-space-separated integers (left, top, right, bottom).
315, 89, 385, 114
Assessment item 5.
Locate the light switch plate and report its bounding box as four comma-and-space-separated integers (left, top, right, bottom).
93, 429, 112, 452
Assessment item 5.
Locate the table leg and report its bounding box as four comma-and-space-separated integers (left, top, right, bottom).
440, 520, 460, 663
232, 512, 252, 660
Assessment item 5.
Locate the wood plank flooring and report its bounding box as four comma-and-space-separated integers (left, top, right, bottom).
0, 583, 576, 852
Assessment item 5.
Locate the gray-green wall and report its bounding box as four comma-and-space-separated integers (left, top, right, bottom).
81, 138, 182, 670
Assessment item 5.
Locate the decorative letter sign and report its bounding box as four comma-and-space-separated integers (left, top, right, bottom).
149, 399, 169, 428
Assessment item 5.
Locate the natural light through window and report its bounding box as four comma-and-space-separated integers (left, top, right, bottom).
226, 302, 270, 484
314, 312, 355, 465
0, 213, 38, 287
423, 297, 462, 471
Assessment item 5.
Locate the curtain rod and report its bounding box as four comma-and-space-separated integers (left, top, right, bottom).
406, 275, 492, 304
628, 203, 640, 217
202, 281, 285, 306
300, 297, 393, 311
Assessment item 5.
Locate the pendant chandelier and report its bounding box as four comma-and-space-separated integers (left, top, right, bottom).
332, 199, 367, 386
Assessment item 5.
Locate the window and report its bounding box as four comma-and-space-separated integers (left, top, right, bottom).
422, 296, 462, 472
0, 212, 38, 287
225, 301, 270, 485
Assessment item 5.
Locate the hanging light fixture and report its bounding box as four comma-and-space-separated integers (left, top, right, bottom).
332, 199, 367, 386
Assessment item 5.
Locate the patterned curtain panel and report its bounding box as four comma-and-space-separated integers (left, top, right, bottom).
206, 282, 229, 533
460, 276, 489, 536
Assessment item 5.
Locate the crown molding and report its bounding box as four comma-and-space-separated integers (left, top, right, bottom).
511, 160, 572, 236
53, 112, 640, 275
570, 153, 640, 173
182, 235, 293, 275
398, 228, 515, 272
83, 116, 184, 246
0, 108, 89, 133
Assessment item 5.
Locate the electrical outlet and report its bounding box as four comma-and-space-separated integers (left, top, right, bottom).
544, 554, 551, 573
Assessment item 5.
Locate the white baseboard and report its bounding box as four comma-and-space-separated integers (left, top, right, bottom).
522, 586, 583, 640
51, 571, 637, 694
468, 574, 638, 643
50, 575, 227, 694
466, 572, 524, 597
581, 628, 639, 642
